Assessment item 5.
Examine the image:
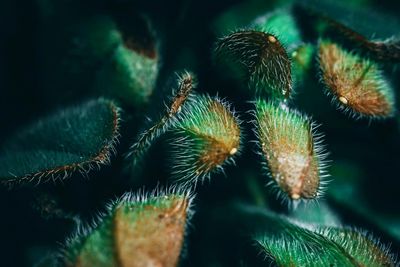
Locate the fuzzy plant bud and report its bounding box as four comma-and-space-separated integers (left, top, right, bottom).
251, 9, 314, 86
254, 100, 328, 201
62, 187, 194, 267
170, 94, 241, 185
215, 30, 292, 100
319, 40, 395, 118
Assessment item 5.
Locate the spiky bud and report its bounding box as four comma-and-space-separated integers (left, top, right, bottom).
62, 187, 194, 267
254, 99, 328, 201
319, 40, 395, 118
215, 30, 292, 99
170, 94, 241, 184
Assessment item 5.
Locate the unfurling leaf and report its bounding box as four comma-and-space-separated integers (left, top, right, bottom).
319, 40, 395, 118
127, 71, 196, 167
62, 187, 194, 267
170, 94, 241, 185
254, 99, 329, 201
0, 98, 121, 185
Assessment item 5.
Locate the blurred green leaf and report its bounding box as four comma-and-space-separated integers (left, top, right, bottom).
328, 161, 400, 243
296, 0, 400, 61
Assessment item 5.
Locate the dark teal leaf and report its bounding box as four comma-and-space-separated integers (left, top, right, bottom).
0, 98, 121, 184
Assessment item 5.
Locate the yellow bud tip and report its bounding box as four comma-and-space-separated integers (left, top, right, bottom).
230, 147, 238, 155
268, 35, 277, 43
291, 193, 300, 200
338, 96, 348, 105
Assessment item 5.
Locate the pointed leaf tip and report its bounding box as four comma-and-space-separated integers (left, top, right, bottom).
170, 94, 242, 185
254, 100, 329, 201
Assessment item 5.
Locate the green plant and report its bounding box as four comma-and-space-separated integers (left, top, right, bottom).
0, 0, 399, 266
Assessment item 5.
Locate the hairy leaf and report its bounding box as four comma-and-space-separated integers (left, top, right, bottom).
0, 98, 121, 184
254, 99, 329, 201
62, 187, 194, 267
215, 30, 292, 99
257, 225, 397, 267
170, 94, 242, 185
319, 40, 395, 119
297, 0, 400, 61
